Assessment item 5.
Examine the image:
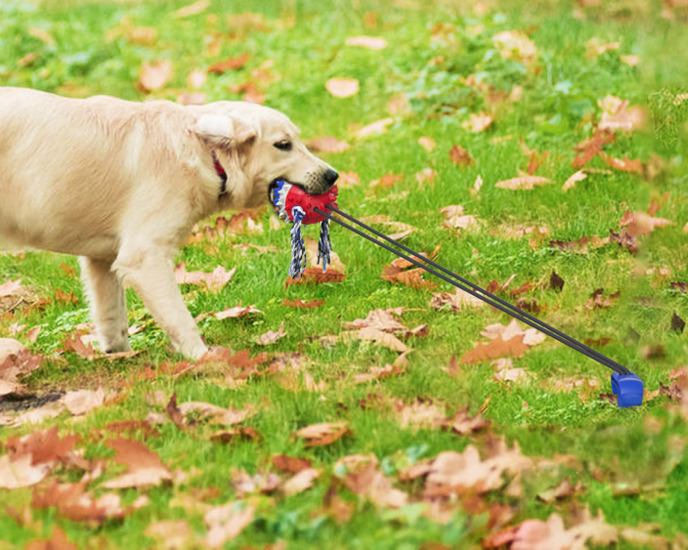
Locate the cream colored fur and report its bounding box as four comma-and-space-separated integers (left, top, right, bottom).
0, 87, 336, 359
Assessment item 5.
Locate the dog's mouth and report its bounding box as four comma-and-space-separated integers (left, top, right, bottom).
268, 179, 307, 215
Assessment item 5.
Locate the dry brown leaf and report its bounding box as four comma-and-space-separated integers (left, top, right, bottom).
325, 77, 359, 98
481, 319, 547, 346
462, 112, 494, 132
572, 129, 616, 168
338, 170, 361, 188
387, 93, 410, 116
444, 407, 490, 435
255, 321, 287, 346
599, 152, 642, 173
354, 363, 403, 384
461, 335, 530, 364
0, 279, 23, 299
585, 37, 620, 58
493, 30, 538, 64
305, 136, 350, 153
344, 327, 410, 353
272, 454, 313, 474
345, 36, 387, 49
61, 333, 96, 360
175, 263, 236, 292
208, 53, 250, 74
395, 399, 446, 430
173, 0, 209, 18
285, 267, 346, 286
495, 175, 553, 190
562, 170, 588, 192
418, 136, 436, 152
415, 167, 437, 187
619, 211, 675, 237
357, 117, 394, 138
343, 462, 408, 508
139, 60, 173, 92
368, 173, 403, 190
177, 401, 255, 426
187, 68, 207, 89
294, 421, 350, 447
537, 476, 586, 503
25, 527, 78, 550
382, 266, 436, 290
305, 236, 346, 272
0, 454, 51, 489
204, 502, 255, 549
282, 468, 320, 496
430, 287, 485, 311
102, 438, 172, 489
449, 144, 474, 166
282, 298, 325, 309
64, 387, 106, 416
212, 304, 263, 321
145, 520, 193, 550
598, 95, 646, 133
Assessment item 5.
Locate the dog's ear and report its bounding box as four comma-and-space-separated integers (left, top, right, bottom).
194, 114, 259, 148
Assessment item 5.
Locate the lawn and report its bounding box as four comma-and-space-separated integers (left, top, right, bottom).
1, 0, 688, 548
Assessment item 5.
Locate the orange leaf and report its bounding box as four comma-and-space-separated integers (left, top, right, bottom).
461, 335, 530, 364
305, 136, 350, 153
449, 144, 474, 167
282, 298, 325, 308
208, 53, 250, 74
495, 176, 553, 190
325, 77, 359, 98
139, 60, 173, 92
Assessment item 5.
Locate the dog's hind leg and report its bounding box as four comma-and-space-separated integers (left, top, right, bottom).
80, 257, 131, 353
113, 247, 208, 360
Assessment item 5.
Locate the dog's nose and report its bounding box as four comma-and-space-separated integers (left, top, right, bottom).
323, 168, 339, 186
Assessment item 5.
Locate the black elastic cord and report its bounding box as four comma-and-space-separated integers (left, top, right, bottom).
314, 206, 631, 376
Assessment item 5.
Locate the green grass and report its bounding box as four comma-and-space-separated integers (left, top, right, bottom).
1, 0, 688, 548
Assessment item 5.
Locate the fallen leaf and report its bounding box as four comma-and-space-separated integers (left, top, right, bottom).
61, 333, 96, 360
599, 152, 642, 173
282, 298, 325, 308
102, 438, 172, 489
550, 271, 565, 291
208, 53, 250, 74
294, 421, 350, 447
0, 279, 23, 299
493, 30, 538, 64
382, 266, 436, 290
145, 520, 193, 550
619, 211, 674, 237
418, 136, 436, 152
345, 36, 387, 49
64, 387, 106, 416
562, 170, 588, 192
537, 477, 586, 503
344, 327, 410, 353
342, 461, 408, 508
255, 321, 287, 346
461, 335, 530, 364
387, 93, 411, 116
444, 407, 490, 435
305, 136, 350, 153
187, 68, 207, 88
357, 117, 394, 138
175, 263, 236, 292
598, 95, 646, 133
209, 427, 261, 444
173, 0, 209, 18
338, 171, 361, 188
572, 129, 616, 168
415, 167, 437, 187
272, 455, 313, 474
0, 454, 51, 489
354, 363, 403, 384
462, 112, 494, 132
177, 401, 255, 426
204, 502, 255, 549
585, 37, 620, 58
326, 77, 359, 98
25, 527, 78, 550
449, 144, 474, 166
283, 468, 320, 496
211, 304, 263, 321
620, 54, 640, 66
430, 287, 485, 311
395, 399, 446, 430
285, 267, 346, 286
495, 175, 553, 190
139, 60, 173, 92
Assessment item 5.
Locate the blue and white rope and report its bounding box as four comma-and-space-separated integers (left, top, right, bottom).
317, 218, 332, 272
289, 206, 307, 278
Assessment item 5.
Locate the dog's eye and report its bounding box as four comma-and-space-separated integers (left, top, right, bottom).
274, 140, 292, 151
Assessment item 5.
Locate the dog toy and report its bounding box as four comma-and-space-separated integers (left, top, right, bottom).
271, 181, 339, 279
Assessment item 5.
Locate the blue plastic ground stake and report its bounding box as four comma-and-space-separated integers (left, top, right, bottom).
611, 372, 644, 408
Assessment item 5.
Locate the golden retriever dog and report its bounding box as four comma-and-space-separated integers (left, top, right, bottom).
0, 87, 338, 359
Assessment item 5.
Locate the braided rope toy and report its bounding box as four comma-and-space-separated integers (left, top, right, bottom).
271, 181, 339, 279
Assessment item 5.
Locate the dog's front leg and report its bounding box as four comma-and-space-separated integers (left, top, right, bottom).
113, 248, 208, 360
80, 257, 131, 353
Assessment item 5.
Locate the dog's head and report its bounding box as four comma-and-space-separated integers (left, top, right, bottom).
193, 102, 338, 209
